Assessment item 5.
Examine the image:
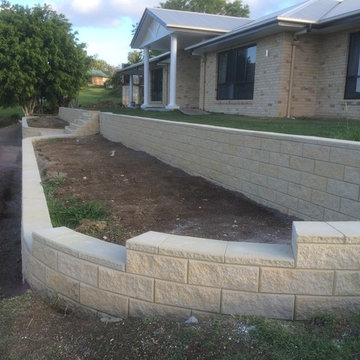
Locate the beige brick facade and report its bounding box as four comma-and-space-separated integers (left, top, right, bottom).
200, 28, 360, 119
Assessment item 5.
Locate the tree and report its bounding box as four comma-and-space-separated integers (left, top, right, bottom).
89, 55, 115, 75
159, 0, 249, 17
127, 50, 143, 64
0, 1, 89, 116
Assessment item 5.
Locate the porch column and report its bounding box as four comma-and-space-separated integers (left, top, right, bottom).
141, 47, 150, 108
166, 34, 180, 109
128, 74, 134, 107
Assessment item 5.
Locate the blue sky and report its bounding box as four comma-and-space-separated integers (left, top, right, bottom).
7, 0, 304, 66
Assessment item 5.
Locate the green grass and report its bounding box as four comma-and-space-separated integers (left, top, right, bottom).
41, 174, 108, 228
77, 85, 122, 107
0, 106, 22, 128
96, 107, 360, 141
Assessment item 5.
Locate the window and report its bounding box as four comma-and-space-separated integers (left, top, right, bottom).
151, 68, 163, 102
345, 31, 360, 99
217, 45, 256, 100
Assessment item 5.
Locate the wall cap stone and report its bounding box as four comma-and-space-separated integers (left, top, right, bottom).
293, 221, 345, 244
34, 227, 126, 271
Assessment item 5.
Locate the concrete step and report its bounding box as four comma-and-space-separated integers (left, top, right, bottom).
40, 130, 66, 136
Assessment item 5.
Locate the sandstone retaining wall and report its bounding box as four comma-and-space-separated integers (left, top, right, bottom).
100, 113, 360, 222
22, 113, 360, 321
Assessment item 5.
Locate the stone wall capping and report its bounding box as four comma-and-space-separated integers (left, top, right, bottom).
126, 231, 170, 254
293, 221, 345, 244
225, 242, 295, 267
327, 222, 360, 244
34, 227, 126, 271
158, 234, 228, 263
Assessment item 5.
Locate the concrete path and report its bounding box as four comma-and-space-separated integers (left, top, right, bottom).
0, 124, 28, 298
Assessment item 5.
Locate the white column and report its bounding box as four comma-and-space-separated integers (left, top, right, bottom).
166, 34, 179, 109
128, 74, 134, 107
141, 47, 150, 109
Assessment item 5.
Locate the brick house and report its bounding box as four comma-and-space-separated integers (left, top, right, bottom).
88, 69, 110, 86
120, 0, 360, 119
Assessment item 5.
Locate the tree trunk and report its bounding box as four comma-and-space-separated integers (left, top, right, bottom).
21, 98, 37, 117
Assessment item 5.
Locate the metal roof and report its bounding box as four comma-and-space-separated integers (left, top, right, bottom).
187, 0, 360, 53
148, 8, 252, 32
118, 52, 170, 75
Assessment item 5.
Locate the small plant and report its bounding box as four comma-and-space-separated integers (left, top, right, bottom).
41, 175, 109, 229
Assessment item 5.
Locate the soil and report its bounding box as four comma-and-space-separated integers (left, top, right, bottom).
1, 291, 359, 360
27, 116, 69, 129
35, 135, 296, 246
0, 124, 29, 298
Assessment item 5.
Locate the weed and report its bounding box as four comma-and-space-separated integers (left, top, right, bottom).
46, 138, 60, 144
41, 176, 109, 229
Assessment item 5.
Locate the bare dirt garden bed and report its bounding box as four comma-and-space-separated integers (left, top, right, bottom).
27, 116, 69, 129
35, 135, 296, 246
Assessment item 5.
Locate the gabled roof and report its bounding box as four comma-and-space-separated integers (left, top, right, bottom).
119, 52, 171, 75
131, 7, 252, 49
88, 69, 110, 78
147, 8, 251, 32
187, 0, 360, 53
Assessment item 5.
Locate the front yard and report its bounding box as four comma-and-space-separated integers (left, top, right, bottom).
1, 291, 360, 360
77, 86, 360, 141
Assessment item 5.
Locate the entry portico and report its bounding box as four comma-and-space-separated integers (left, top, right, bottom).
129, 8, 251, 109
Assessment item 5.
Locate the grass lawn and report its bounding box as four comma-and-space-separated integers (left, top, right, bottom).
1, 291, 359, 360
104, 107, 360, 142
77, 85, 122, 107
77, 86, 360, 141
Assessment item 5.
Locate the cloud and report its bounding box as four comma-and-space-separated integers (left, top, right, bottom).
54, 0, 159, 27
53, 0, 304, 28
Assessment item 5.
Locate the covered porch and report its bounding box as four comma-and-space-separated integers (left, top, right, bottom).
122, 7, 247, 110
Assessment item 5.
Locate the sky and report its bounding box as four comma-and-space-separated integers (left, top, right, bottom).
7, 0, 304, 66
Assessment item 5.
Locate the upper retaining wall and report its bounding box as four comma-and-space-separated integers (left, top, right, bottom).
59, 107, 99, 123
100, 113, 360, 222
22, 112, 360, 321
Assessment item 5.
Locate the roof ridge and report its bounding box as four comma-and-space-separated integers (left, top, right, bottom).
148, 7, 252, 21
318, 0, 345, 20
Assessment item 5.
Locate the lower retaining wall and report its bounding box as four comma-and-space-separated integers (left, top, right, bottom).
22, 117, 65, 138
100, 113, 360, 222
22, 116, 360, 321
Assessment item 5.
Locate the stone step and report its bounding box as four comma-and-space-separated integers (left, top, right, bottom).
40, 130, 66, 136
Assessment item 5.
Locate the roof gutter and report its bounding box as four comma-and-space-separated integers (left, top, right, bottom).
167, 24, 228, 33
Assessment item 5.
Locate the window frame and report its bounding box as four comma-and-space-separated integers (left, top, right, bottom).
217, 44, 256, 101
344, 31, 360, 100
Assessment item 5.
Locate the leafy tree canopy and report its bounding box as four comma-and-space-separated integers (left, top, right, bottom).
89, 55, 115, 75
159, 0, 249, 17
127, 50, 143, 65
0, 1, 90, 115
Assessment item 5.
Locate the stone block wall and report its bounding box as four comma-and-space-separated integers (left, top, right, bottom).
23, 223, 360, 320
100, 113, 360, 221
22, 117, 65, 138
59, 107, 100, 136
22, 115, 360, 321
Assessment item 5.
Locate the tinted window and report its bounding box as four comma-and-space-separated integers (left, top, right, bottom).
345, 32, 360, 99
217, 45, 256, 100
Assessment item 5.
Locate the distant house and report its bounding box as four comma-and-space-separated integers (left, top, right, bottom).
119, 0, 360, 119
88, 69, 110, 86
